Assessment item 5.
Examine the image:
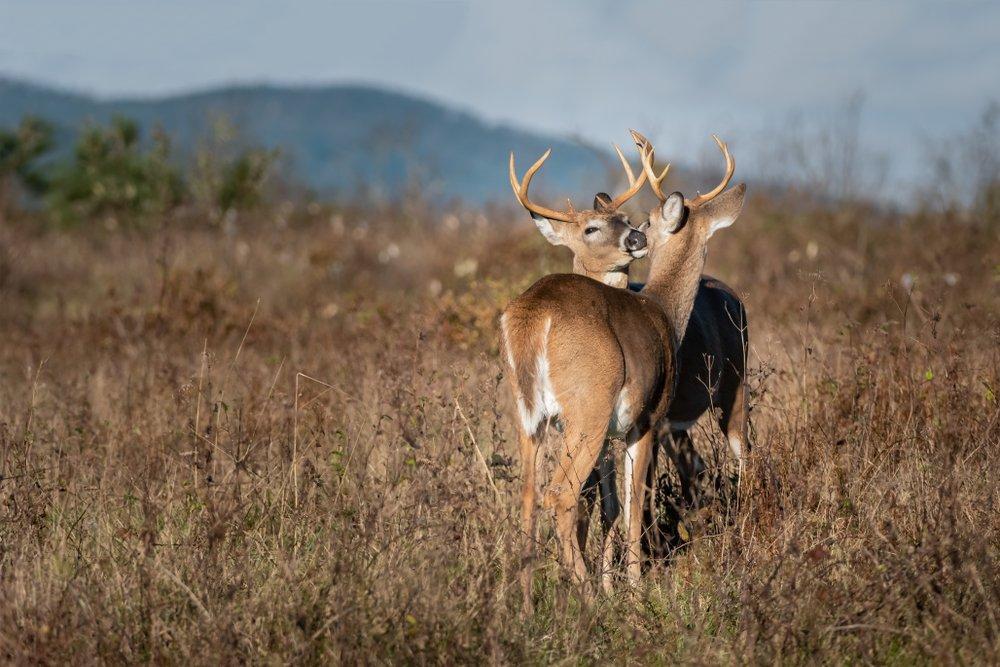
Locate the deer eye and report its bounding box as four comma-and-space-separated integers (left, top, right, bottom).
584, 226, 599, 235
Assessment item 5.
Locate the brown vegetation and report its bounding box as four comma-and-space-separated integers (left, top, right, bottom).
0, 192, 998, 663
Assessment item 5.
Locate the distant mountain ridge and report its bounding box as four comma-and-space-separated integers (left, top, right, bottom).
0, 77, 619, 204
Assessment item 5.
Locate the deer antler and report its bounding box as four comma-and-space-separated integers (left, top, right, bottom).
608, 142, 649, 210
510, 139, 649, 220
632, 131, 734, 207
630, 129, 670, 203
508, 150, 576, 222
687, 135, 735, 207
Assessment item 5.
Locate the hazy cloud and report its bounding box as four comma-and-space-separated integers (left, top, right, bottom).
1, 0, 997, 190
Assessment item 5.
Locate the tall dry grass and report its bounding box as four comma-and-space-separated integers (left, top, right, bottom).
0, 194, 998, 663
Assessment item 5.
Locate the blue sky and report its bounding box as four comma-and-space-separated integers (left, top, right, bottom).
1, 1, 998, 194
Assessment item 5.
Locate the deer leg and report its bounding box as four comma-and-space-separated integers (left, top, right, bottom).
642, 433, 664, 559
719, 379, 750, 466
518, 429, 541, 613
623, 430, 654, 584
544, 425, 607, 588
576, 465, 601, 560
595, 445, 620, 592
578, 441, 620, 589
718, 374, 751, 507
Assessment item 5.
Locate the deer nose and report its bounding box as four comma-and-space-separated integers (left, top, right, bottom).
624, 229, 647, 251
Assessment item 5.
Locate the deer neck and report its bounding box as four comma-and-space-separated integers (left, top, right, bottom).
641, 227, 707, 350
572, 255, 630, 289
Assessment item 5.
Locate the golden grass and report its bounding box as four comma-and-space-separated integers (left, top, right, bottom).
0, 196, 998, 663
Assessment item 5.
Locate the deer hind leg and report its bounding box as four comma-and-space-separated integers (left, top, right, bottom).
642, 433, 666, 559
623, 429, 654, 584
595, 445, 620, 593
576, 465, 601, 560
577, 442, 619, 575
544, 422, 609, 588
719, 379, 750, 466
518, 428, 541, 613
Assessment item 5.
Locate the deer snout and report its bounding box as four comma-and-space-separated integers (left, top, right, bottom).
624, 229, 647, 252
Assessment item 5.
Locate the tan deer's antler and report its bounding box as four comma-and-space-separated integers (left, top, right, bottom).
632, 130, 734, 207
508, 150, 576, 222
509, 139, 650, 221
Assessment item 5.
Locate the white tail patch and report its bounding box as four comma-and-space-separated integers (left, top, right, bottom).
513, 317, 561, 436
608, 387, 635, 436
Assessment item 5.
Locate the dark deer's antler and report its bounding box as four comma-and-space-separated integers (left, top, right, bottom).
632, 130, 733, 207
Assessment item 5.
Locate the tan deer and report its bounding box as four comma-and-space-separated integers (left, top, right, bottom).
507, 141, 651, 576
500, 133, 746, 602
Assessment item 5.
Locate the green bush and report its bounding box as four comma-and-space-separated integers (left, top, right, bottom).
0, 115, 53, 215
45, 116, 183, 227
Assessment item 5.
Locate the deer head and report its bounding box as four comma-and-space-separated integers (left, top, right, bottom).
630, 130, 746, 346
630, 130, 744, 247
509, 141, 649, 284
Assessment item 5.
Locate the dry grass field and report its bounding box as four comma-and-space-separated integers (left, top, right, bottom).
1, 193, 998, 663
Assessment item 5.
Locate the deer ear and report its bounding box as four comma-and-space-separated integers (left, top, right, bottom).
593, 192, 613, 213
699, 183, 746, 238
530, 212, 567, 246
660, 192, 685, 234
645, 192, 684, 243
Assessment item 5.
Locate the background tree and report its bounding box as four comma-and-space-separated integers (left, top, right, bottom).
0, 115, 53, 218
45, 116, 183, 227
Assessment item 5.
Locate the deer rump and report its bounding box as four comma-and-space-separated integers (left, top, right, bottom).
501, 273, 674, 443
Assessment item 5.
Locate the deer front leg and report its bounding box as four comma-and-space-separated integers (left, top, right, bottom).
623, 430, 654, 584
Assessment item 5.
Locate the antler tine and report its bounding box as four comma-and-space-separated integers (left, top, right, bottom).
686, 134, 734, 207
508, 150, 576, 223
608, 138, 649, 210
631, 129, 670, 203
613, 144, 639, 187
